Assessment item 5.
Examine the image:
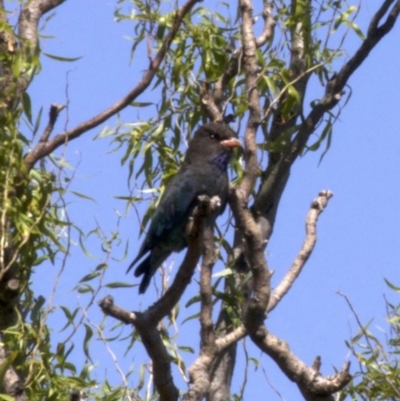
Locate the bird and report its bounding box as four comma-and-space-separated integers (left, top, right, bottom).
127, 122, 241, 294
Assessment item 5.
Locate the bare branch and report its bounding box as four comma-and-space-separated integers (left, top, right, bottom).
183, 354, 213, 401
229, 186, 271, 333
14, 0, 66, 103
99, 296, 179, 401
23, 0, 202, 171
255, 3, 275, 47
108, 303, 179, 401
215, 325, 247, 353
40, 104, 65, 143
215, 2, 272, 345
200, 82, 226, 122
181, 226, 218, 401
199, 225, 217, 356
18, 0, 66, 48
212, 190, 332, 362
251, 326, 352, 401
268, 190, 333, 313
98, 295, 136, 324
327, 0, 400, 107
171, 200, 226, 401
239, 0, 262, 199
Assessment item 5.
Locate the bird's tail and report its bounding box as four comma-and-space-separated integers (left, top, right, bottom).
133, 256, 152, 294
126, 258, 137, 274
126, 251, 144, 274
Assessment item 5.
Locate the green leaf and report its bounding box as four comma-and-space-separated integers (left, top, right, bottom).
130, 101, 154, 107
70, 191, 96, 202
83, 324, 93, 362
185, 294, 200, 308
105, 282, 136, 288
177, 346, 195, 353
32, 106, 43, 136
31, 295, 46, 324
59, 306, 79, 332
249, 357, 259, 368
384, 278, 400, 293
79, 271, 101, 283
343, 20, 365, 41
43, 52, 83, 62
333, 6, 358, 31
0, 394, 15, 401
95, 263, 108, 271
181, 312, 200, 325
76, 284, 95, 294
22, 92, 32, 123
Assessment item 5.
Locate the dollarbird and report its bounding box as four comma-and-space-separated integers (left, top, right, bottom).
127, 123, 241, 294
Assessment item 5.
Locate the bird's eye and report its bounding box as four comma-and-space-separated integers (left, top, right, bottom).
210, 134, 216, 140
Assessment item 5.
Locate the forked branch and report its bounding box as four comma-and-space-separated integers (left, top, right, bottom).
99, 296, 179, 401
255, 0, 400, 215
100, 195, 219, 401
252, 326, 352, 401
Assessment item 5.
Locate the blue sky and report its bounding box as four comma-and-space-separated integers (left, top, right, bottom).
22, 0, 400, 399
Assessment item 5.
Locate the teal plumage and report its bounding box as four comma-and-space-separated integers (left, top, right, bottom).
127, 123, 241, 293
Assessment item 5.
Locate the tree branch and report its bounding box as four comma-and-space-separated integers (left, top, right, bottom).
182, 225, 217, 401
18, 0, 67, 51
334, 0, 400, 91
267, 190, 333, 313
14, 0, 66, 103
255, 3, 275, 47
207, 310, 238, 401
0, 343, 27, 401
251, 326, 352, 401
238, 0, 262, 200
23, 0, 202, 171
215, 325, 247, 353
99, 195, 220, 401
292, 0, 400, 157
99, 296, 179, 401
254, 0, 400, 220
39, 104, 65, 143
229, 186, 270, 334
199, 225, 217, 356
183, 354, 214, 401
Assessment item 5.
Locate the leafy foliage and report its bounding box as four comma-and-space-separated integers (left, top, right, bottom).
340, 281, 400, 400
0, 0, 398, 400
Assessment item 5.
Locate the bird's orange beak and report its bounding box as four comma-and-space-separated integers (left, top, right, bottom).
220, 138, 242, 148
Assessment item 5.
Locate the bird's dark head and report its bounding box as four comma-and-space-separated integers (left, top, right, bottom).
186, 123, 241, 170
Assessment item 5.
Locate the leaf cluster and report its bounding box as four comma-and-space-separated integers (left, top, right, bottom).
341, 281, 400, 401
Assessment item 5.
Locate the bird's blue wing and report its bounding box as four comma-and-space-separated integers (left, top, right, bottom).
147, 168, 199, 242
